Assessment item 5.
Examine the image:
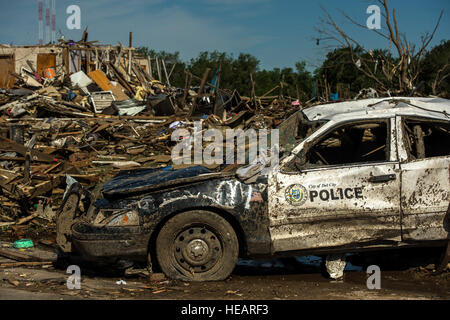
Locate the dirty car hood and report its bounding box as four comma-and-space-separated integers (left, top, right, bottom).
102, 166, 228, 198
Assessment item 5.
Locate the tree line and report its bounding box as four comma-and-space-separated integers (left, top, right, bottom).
136, 39, 449, 102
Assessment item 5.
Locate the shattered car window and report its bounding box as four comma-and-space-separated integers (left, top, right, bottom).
403, 120, 450, 160
278, 110, 326, 154
303, 121, 389, 168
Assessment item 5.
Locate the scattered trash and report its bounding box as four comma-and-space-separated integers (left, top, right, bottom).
7, 279, 20, 287
13, 239, 34, 249
149, 273, 166, 282
152, 289, 166, 294
325, 254, 346, 281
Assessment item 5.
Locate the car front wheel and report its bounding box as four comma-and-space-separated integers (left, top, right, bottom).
156, 210, 239, 281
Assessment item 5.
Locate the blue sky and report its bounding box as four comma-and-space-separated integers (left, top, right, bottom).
0, 0, 449, 71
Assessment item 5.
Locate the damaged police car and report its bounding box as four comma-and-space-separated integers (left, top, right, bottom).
57, 97, 450, 281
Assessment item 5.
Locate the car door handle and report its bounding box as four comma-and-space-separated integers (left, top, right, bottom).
368, 174, 396, 183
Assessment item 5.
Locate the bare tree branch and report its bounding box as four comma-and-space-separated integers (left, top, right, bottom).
316, 0, 444, 94
414, 9, 444, 59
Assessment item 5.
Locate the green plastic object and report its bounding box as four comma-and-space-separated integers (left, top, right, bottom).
13, 239, 34, 249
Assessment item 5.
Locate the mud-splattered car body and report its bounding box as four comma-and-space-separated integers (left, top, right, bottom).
64, 167, 271, 262
57, 97, 450, 279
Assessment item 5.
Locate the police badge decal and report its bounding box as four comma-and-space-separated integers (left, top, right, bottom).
285, 184, 308, 205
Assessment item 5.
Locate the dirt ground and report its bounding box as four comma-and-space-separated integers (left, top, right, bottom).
0, 240, 448, 300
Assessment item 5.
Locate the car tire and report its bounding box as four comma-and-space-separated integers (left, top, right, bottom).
156, 210, 239, 281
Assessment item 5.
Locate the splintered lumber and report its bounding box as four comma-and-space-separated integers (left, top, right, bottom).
16, 212, 39, 225
132, 63, 152, 90
0, 211, 40, 227
107, 62, 136, 95
43, 161, 63, 174
0, 136, 60, 163
0, 248, 42, 262
188, 68, 210, 117
21, 176, 64, 199
0, 261, 53, 268
260, 85, 280, 98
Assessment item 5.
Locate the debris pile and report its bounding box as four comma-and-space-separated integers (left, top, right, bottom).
0, 40, 300, 229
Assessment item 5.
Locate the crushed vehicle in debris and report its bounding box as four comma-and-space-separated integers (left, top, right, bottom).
56, 97, 450, 281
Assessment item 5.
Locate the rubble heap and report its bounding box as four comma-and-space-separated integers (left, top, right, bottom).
0, 40, 300, 233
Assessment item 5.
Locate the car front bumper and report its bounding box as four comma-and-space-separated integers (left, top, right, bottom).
71, 222, 149, 262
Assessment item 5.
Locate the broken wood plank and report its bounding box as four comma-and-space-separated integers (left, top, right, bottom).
107, 62, 136, 95
16, 212, 40, 225
0, 248, 42, 262
21, 176, 64, 199
0, 136, 60, 163
0, 261, 53, 268
188, 68, 210, 117
43, 161, 63, 174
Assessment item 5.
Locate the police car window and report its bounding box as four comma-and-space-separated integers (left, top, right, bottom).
404, 120, 450, 160
304, 121, 389, 167
278, 110, 326, 155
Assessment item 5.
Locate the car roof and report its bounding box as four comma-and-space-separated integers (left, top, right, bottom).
302, 97, 450, 122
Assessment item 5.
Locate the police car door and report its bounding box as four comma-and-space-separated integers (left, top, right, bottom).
269, 118, 402, 253
397, 117, 450, 241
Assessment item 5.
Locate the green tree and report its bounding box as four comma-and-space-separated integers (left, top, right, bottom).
254, 68, 281, 96
315, 47, 399, 98
188, 51, 234, 90
420, 40, 450, 97
253, 61, 313, 101
136, 48, 311, 100
230, 53, 260, 96
295, 61, 314, 101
